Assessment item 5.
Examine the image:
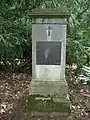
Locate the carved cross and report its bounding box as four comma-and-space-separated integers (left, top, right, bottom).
47, 26, 52, 36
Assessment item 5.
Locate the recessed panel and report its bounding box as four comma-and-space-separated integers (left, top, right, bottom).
36, 41, 61, 65
36, 65, 61, 79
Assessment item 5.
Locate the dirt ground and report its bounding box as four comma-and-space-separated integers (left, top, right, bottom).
0, 69, 90, 120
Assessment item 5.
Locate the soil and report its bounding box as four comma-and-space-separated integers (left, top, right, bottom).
0, 69, 90, 120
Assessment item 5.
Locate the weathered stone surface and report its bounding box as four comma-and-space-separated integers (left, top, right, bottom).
32, 23, 66, 80
29, 79, 70, 114
26, 94, 70, 114
29, 8, 70, 18
29, 80, 68, 98
30, 111, 70, 116
30, 9, 70, 115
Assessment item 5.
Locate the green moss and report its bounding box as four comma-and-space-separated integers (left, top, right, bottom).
24, 95, 70, 113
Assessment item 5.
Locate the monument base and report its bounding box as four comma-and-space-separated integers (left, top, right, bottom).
28, 79, 70, 115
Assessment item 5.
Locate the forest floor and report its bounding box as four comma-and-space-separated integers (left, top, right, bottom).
0, 69, 90, 120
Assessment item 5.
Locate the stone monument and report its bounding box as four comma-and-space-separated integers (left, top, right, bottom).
29, 8, 70, 115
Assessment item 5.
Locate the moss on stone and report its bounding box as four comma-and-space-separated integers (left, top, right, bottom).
24, 95, 70, 113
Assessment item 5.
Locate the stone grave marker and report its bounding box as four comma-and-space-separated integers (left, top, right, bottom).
29, 8, 70, 115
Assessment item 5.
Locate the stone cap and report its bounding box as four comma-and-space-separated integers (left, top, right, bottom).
29, 8, 70, 18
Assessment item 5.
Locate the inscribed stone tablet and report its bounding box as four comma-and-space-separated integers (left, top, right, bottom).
36, 41, 61, 65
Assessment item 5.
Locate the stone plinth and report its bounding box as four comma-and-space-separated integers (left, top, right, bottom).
30, 80, 68, 99
29, 80, 70, 114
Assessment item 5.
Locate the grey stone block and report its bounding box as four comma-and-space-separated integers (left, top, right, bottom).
29, 79, 68, 98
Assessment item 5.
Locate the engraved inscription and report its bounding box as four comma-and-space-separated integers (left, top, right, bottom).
42, 67, 50, 77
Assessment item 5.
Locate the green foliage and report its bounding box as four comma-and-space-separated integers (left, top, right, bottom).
65, 0, 90, 69
81, 66, 90, 85
0, 0, 43, 67
66, 37, 90, 69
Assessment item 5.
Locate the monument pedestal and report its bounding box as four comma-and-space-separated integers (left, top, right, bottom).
29, 8, 71, 115
28, 79, 70, 115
